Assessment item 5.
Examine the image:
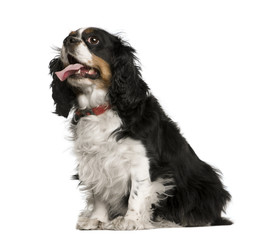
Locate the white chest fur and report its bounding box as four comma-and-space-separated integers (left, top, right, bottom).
73, 108, 175, 229
73, 109, 148, 202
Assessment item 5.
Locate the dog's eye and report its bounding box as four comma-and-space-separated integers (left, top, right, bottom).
88, 36, 99, 45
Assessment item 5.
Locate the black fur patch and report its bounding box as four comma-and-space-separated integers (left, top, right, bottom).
49, 57, 76, 117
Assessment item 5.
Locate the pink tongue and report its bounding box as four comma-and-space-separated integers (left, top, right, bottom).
55, 63, 84, 81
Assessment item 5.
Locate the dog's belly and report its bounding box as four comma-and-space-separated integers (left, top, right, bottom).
73, 110, 138, 201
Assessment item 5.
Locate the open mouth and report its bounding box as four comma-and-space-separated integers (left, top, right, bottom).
55, 54, 100, 81
67, 54, 100, 80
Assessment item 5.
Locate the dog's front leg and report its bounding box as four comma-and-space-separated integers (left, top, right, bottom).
76, 189, 97, 230
76, 190, 109, 230
112, 154, 153, 230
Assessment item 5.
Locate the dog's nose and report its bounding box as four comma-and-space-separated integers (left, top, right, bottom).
63, 36, 81, 46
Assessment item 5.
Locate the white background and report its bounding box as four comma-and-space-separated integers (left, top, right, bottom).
0, 0, 256, 239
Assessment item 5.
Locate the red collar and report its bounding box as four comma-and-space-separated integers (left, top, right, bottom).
72, 104, 111, 124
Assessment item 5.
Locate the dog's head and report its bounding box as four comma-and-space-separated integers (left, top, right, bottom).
49, 27, 148, 118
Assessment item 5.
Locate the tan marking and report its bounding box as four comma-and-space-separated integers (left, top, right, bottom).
84, 28, 95, 34
91, 54, 112, 89
69, 31, 77, 36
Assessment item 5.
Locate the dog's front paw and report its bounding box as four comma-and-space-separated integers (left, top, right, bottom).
107, 216, 151, 230
76, 217, 100, 230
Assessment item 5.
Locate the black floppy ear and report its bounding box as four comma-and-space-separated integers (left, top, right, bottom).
49, 57, 76, 118
108, 39, 149, 117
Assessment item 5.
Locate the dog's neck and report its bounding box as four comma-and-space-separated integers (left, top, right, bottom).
77, 85, 109, 109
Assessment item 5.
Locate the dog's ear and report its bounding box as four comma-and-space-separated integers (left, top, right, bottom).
108, 39, 149, 117
49, 57, 76, 118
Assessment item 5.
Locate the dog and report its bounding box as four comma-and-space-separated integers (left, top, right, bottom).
49, 27, 232, 230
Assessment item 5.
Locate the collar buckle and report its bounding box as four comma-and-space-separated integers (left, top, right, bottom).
72, 104, 111, 125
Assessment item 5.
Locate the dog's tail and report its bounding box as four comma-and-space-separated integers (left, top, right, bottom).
211, 217, 233, 226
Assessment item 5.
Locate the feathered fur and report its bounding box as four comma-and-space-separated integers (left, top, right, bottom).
49, 57, 76, 117
49, 27, 232, 229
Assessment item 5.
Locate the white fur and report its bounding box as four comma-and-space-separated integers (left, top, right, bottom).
71, 73, 176, 230
74, 28, 93, 66
78, 28, 85, 38
77, 94, 89, 109
74, 108, 152, 229
75, 42, 93, 66
74, 109, 131, 199
76, 86, 108, 109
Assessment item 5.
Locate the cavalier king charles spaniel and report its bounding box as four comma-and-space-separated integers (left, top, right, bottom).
49, 27, 232, 230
